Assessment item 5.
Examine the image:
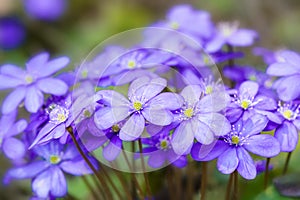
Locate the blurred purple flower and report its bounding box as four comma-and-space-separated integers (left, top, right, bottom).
206, 21, 258, 53
0, 17, 26, 50
24, 0, 68, 21
267, 50, 300, 101
171, 85, 231, 155
255, 160, 273, 174
0, 52, 69, 114
94, 76, 182, 141
0, 110, 27, 160
5, 141, 93, 198
191, 114, 280, 179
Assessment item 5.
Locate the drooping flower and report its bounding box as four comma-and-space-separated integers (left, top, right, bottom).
273, 101, 300, 152
206, 21, 258, 53
5, 141, 93, 199
226, 81, 279, 123
0, 110, 27, 160
267, 50, 300, 101
191, 114, 280, 179
171, 84, 231, 155
94, 76, 182, 141
0, 52, 69, 114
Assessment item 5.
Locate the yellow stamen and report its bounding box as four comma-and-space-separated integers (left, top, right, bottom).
184, 108, 194, 118
128, 60, 136, 69
205, 86, 213, 94
283, 110, 293, 120
112, 124, 120, 133
160, 140, 168, 149
133, 101, 142, 111
231, 136, 239, 145
57, 113, 67, 123
50, 155, 61, 164
240, 100, 251, 109
25, 75, 33, 84
170, 21, 179, 29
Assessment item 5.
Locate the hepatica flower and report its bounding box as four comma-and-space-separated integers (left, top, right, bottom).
226, 81, 279, 123
0, 52, 69, 114
141, 127, 188, 168
267, 50, 300, 101
206, 21, 258, 53
0, 111, 27, 160
94, 76, 182, 141
5, 141, 93, 198
192, 114, 280, 179
274, 101, 300, 152
171, 84, 231, 155
29, 95, 73, 148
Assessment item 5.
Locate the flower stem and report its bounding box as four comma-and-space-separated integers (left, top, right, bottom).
264, 158, 271, 190
225, 173, 233, 200
138, 139, 152, 198
82, 175, 103, 200
233, 170, 239, 200
201, 162, 207, 200
66, 126, 113, 200
283, 152, 292, 175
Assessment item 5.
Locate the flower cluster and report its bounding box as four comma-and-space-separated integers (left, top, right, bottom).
0, 4, 299, 199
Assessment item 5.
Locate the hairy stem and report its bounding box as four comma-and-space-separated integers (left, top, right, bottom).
233, 170, 239, 200
138, 139, 152, 198
225, 173, 233, 200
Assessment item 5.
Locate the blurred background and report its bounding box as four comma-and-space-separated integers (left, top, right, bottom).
1, 0, 300, 199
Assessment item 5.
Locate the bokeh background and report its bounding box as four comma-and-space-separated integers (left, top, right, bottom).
1, 0, 300, 199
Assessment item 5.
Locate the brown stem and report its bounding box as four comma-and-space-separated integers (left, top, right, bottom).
282, 152, 292, 175
66, 126, 112, 200
138, 139, 152, 198
201, 162, 208, 200
233, 170, 239, 200
264, 158, 271, 190
225, 173, 233, 200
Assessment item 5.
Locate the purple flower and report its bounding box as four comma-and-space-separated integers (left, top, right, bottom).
274, 101, 300, 152
153, 4, 214, 40
94, 76, 182, 141
0, 52, 69, 114
29, 95, 73, 148
171, 85, 231, 155
191, 114, 280, 179
267, 50, 300, 101
5, 141, 93, 198
24, 0, 68, 21
141, 126, 188, 168
206, 21, 258, 53
0, 111, 27, 160
0, 17, 26, 50
254, 160, 273, 174
252, 47, 286, 65
226, 81, 279, 123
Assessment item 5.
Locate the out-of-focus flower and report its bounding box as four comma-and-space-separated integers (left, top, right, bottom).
5, 141, 93, 198
0, 52, 69, 114
0, 110, 27, 160
0, 17, 25, 50
23, 0, 68, 21
267, 50, 300, 101
206, 21, 258, 53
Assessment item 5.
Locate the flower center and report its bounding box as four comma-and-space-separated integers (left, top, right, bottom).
133, 101, 142, 111
240, 100, 251, 110
81, 69, 88, 78
25, 75, 34, 84
283, 109, 293, 120
170, 21, 179, 29
160, 140, 169, 150
83, 109, 91, 118
49, 155, 61, 164
184, 108, 194, 118
112, 124, 120, 133
231, 135, 240, 145
128, 60, 136, 69
49, 105, 69, 124
205, 85, 213, 94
